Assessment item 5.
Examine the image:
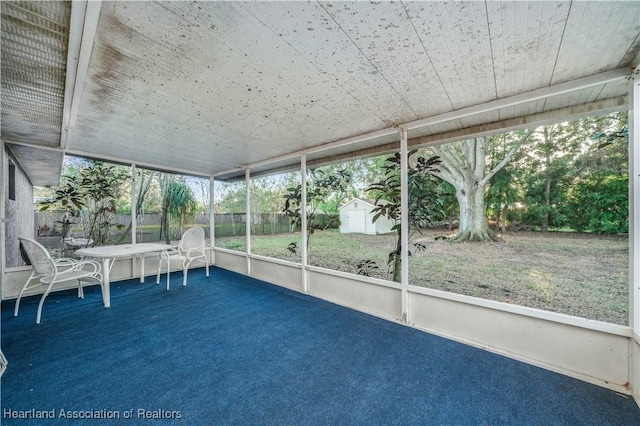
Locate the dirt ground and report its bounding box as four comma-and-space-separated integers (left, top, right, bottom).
407, 230, 629, 324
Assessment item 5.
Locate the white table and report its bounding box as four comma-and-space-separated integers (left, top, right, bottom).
76, 243, 172, 308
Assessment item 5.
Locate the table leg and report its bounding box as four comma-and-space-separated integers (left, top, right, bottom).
140, 254, 145, 283
103, 258, 111, 308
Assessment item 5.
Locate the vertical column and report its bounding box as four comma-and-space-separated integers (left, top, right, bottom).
209, 176, 215, 265
245, 168, 251, 275
130, 164, 137, 244
301, 155, 308, 293
398, 126, 410, 323
629, 65, 640, 404
130, 164, 137, 277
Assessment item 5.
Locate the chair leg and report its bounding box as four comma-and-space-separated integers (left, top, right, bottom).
14, 272, 37, 317
156, 258, 163, 285
182, 258, 194, 287
36, 282, 55, 324
77, 279, 85, 299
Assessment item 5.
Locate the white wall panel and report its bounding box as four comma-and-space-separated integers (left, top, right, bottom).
409, 290, 631, 392
213, 250, 248, 275
250, 256, 303, 292
634, 335, 640, 406
307, 267, 402, 322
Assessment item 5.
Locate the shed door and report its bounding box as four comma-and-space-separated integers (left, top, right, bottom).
347, 210, 366, 233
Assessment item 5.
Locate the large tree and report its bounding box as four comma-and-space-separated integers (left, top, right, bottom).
429, 131, 531, 242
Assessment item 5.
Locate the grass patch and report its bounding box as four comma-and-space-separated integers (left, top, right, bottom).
216, 230, 629, 325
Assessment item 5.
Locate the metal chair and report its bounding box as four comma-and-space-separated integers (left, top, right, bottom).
156, 227, 209, 289
15, 237, 104, 324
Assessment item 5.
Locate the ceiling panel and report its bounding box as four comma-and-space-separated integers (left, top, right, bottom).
405, 1, 496, 110
7, 143, 63, 186
487, 1, 570, 97
551, 1, 640, 84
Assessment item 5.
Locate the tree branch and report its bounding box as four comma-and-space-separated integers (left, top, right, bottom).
479, 130, 531, 187
464, 139, 476, 172
431, 145, 465, 185
435, 165, 460, 188
473, 137, 486, 182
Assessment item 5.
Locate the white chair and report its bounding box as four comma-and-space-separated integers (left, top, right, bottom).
15, 237, 104, 324
156, 227, 209, 289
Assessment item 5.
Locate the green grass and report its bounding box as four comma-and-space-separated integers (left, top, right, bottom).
216, 230, 629, 325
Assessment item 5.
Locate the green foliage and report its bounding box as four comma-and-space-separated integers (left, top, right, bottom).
356, 259, 379, 277
115, 169, 157, 243
159, 175, 198, 243
286, 242, 300, 255
216, 182, 247, 214
485, 133, 525, 230
282, 167, 353, 248
364, 151, 445, 282
567, 174, 628, 234
483, 112, 629, 235
40, 161, 129, 245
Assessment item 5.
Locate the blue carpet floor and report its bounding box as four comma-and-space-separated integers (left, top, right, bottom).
2, 267, 640, 425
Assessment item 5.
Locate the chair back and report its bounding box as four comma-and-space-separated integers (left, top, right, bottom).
179, 227, 205, 252
18, 238, 55, 275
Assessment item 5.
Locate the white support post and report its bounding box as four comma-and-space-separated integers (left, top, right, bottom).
245, 168, 251, 276
398, 126, 410, 323
301, 155, 308, 293
130, 164, 137, 275
209, 176, 215, 265
130, 164, 137, 244
629, 65, 640, 405
66, 0, 102, 134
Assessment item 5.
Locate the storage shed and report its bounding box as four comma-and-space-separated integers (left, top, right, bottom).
339, 198, 394, 235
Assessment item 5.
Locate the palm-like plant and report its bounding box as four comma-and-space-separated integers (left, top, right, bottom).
159, 175, 198, 243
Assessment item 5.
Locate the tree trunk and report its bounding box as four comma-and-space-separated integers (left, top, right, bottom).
391, 228, 402, 282
541, 130, 553, 232
452, 181, 499, 242
541, 173, 551, 232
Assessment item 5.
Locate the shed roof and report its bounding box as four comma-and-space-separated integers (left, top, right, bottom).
2, 1, 639, 185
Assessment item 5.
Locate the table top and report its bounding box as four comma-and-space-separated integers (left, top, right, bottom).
76, 243, 172, 258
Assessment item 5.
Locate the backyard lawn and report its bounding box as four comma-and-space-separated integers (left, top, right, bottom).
216, 230, 629, 325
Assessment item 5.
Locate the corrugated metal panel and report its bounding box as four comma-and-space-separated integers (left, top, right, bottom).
1, 0, 69, 185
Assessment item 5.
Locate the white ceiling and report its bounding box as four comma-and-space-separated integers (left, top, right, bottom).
2, 1, 640, 185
